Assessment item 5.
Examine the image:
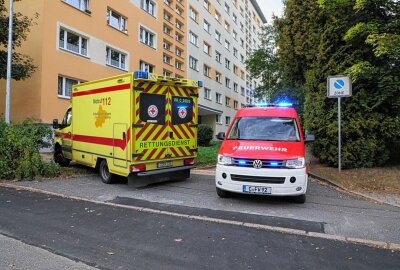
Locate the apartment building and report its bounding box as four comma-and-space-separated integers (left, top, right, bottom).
1, 0, 266, 135
187, 0, 265, 134
0, 0, 188, 122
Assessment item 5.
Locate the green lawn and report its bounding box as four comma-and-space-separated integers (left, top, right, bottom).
196, 141, 221, 166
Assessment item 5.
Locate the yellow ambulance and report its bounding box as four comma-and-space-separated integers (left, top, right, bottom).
53, 71, 202, 186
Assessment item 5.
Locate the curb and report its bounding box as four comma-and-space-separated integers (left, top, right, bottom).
309, 172, 400, 208
0, 182, 399, 252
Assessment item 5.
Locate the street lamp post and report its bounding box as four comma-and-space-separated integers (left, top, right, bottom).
5, 0, 14, 123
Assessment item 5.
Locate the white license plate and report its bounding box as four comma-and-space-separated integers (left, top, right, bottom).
157, 161, 173, 168
243, 185, 271, 194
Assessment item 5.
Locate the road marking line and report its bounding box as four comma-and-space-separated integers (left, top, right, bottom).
1, 182, 399, 251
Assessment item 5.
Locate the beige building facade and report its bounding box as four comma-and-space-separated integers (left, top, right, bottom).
1, 0, 266, 134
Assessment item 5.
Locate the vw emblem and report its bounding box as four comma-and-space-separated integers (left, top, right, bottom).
253, 160, 263, 169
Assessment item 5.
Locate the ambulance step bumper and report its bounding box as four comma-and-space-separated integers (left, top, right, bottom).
137, 165, 195, 176
128, 166, 194, 188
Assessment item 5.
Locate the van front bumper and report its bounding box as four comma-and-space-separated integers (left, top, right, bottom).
215, 164, 307, 196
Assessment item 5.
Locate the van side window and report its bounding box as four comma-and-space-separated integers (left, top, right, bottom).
61, 108, 72, 128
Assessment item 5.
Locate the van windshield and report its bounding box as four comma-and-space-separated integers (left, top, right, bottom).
227, 117, 301, 142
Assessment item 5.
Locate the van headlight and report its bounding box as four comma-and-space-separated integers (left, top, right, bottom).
285, 158, 305, 169
217, 155, 233, 166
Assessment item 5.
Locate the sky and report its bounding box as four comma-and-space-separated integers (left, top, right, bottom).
257, 0, 284, 24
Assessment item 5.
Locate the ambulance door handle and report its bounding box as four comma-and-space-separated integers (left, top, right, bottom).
170, 132, 174, 139
122, 132, 126, 140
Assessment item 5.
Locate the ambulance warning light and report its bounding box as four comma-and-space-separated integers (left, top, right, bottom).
134, 71, 149, 79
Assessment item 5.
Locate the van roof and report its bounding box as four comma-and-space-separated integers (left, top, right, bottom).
235, 107, 298, 118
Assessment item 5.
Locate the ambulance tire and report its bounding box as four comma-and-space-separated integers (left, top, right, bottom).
216, 187, 230, 198
292, 194, 306, 204
54, 150, 70, 167
99, 159, 115, 184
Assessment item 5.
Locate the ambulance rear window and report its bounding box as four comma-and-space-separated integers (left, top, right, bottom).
227, 117, 300, 142
171, 96, 193, 125
139, 93, 166, 125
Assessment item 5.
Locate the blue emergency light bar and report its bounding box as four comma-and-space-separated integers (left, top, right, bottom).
134, 71, 149, 79
246, 102, 294, 108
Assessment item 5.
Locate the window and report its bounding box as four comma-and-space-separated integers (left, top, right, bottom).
189, 32, 198, 46
59, 28, 88, 56
189, 7, 198, 22
215, 51, 221, 63
176, 60, 183, 70
203, 20, 210, 33
176, 20, 183, 30
176, 33, 183, 42
233, 83, 238, 92
58, 76, 80, 99
215, 30, 221, 43
225, 40, 230, 51
241, 86, 245, 96
224, 21, 230, 32
203, 42, 210, 55
233, 47, 238, 57
141, 0, 156, 16
224, 2, 230, 14
163, 40, 172, 51
225, 116, 231, 125
107, 9, 127, 32
216, 114, 222, 124
225, 77, 231, 88
234, 100, 238, 109
216, 71, 222, 83
233, 13, 237, 23
203, 65, 211, 77
233, 30, 237, 40
189, 56, 198, 71
140, 61, 154, 72
163, 54, 172, 64
204, 88, 211, 100
140, 27, 156, 48
63, 0, 89, 12
203, 0, 210, 11
215, 11, 221, 22
164, 11, 172, 22
164, 0, 171, 6
163, 24, 172, 35
240, 54, 244, 63
176, 47, 183, 57
240, 38, 244, 48
216, 93, 222, 103
106, 47, 126, 70
176, 7, 183, 16
241, 70, 245, 79
233, 65, 238, 74
163, 69, 172, 76
225, 58, 230, 69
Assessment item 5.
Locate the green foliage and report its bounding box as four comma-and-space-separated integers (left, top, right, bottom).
275, 0, 400, 168
197, 124, 214, 146
0, 0, 37, 80
0, 118, 60, 180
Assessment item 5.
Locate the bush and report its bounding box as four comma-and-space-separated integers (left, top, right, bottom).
198, 124, 214, 146
0, 118, 60, 180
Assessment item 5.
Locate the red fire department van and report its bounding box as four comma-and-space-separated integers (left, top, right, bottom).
215, 103, 315, 203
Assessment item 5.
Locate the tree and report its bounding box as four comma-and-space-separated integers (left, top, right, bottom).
0, 0, 37, 80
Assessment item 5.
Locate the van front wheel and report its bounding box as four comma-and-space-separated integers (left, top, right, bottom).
99, 159, 115, 184
54, 150, 70, 167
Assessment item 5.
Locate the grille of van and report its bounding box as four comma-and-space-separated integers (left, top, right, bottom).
232, 158, 285, 169
230, 174, 286, 184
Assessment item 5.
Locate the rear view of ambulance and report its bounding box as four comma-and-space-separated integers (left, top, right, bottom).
215, 103, 315, 203
53, 72, 201, 186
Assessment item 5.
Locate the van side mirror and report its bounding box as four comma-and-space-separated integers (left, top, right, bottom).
52, 119, 59, 129
216, 132, 225, 140
305, 134, 315, 142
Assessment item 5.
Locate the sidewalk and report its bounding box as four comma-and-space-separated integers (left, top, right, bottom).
309, 172, 400, 208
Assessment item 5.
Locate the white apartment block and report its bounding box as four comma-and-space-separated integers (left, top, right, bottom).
187, 0, 266, 135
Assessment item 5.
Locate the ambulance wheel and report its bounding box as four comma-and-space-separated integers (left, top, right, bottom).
292, 194, 306, 204
99, 159, 115, 184
216, 187, 230, 198
54, 150, 70, 167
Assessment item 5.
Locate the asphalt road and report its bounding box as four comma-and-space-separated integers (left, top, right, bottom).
13, 171, 400, 244
0, 187, 399, 270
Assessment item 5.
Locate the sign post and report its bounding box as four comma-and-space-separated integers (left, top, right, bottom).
327, 75, 352, 172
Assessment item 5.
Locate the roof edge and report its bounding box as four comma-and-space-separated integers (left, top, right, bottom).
250, 0, 267, 24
